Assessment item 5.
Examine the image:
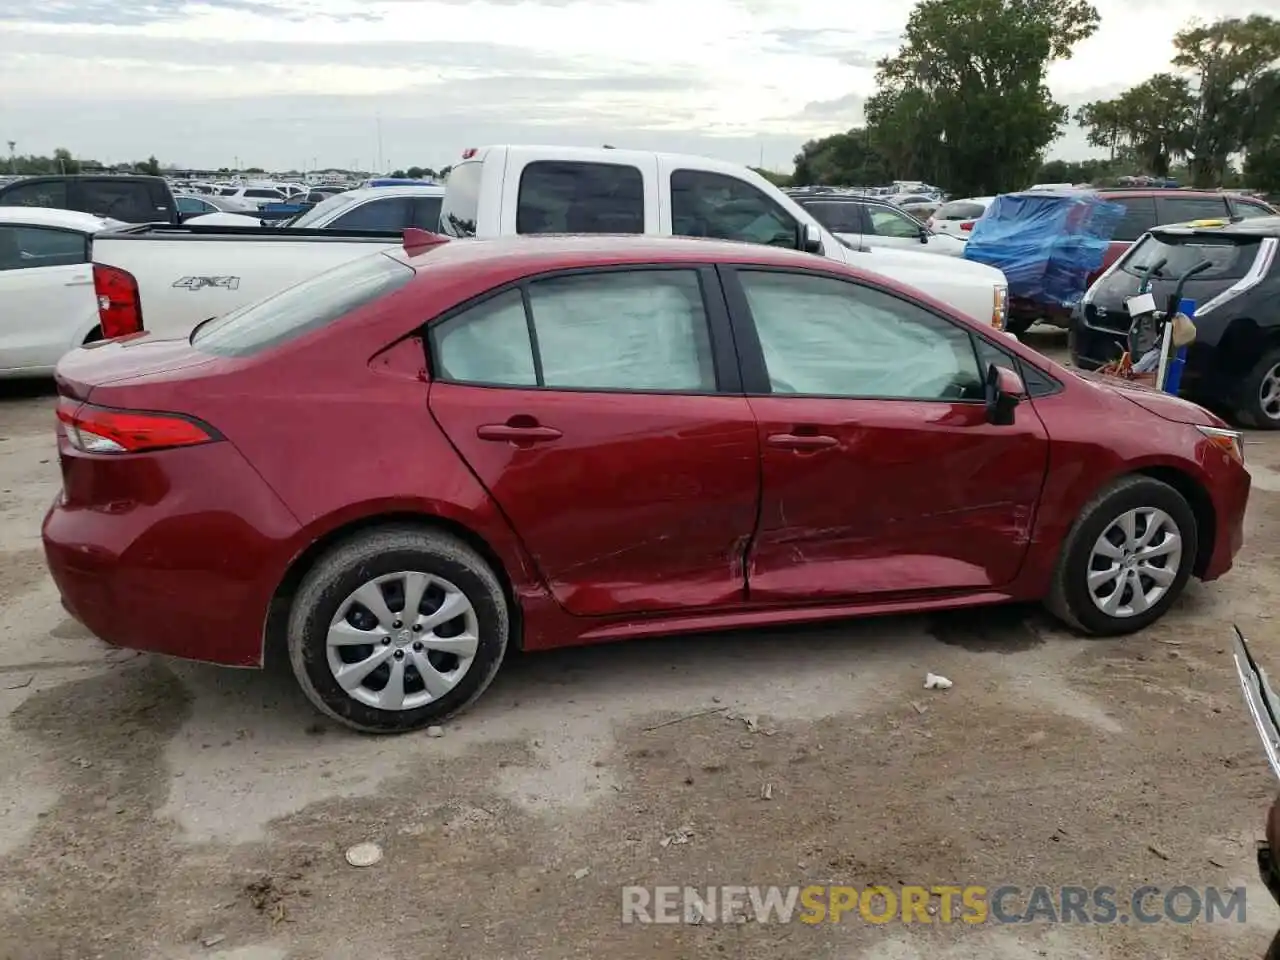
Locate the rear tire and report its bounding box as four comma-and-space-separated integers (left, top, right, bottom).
287, 526, 509, 733
1233, 347, 1280, 429
1045, 475, 1198, 636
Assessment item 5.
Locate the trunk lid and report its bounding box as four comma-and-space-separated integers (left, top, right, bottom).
55, 333, 223, 402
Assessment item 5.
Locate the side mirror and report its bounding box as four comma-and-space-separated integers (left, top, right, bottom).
800, 222, 823, 254
918, 225, 930, 243
984, 363, 1025, 426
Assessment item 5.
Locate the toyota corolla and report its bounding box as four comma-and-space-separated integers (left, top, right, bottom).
43, 233, 1251, 732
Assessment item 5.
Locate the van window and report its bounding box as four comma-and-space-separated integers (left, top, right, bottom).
1122, 233, 1259, 282
78, 181, 155, 221
670, 169, 798, 247
439, 160, 482, 237
1110, 196, 1158, 242
0, 180, 68, 209
516, 161, 644, 235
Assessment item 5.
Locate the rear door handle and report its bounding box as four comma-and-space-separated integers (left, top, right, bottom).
767, 433, 838, 450
476, 423, 563, 443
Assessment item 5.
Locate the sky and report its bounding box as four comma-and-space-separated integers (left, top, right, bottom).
0, 0, 1275, 174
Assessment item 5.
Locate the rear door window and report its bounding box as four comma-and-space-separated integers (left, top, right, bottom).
0, 226, 87, 270
0, 180, 68, 209
865, 205, 923, 239
328, 197, 414, 231
517, 161, 644, 234
1155, 195, 1230, 226
192, 253, 414, 357
797, 200, 863, 234
1110, 197, 1158, 242
75, 180, 155, 221
439, 160, 481, 237
1122, 234, 1260, 281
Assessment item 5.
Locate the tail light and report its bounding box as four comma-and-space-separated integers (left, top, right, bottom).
93, 263, 143, 338
961, 221, 975, 232
56, 399, 219, 454
991, 285, 1009, 330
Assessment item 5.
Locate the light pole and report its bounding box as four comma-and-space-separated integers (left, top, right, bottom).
6, 141, 14, 174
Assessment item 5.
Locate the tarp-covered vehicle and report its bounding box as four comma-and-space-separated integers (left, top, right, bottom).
964, 190, 1124, 336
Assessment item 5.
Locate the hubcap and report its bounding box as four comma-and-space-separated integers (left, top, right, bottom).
1261, 364, 1280, 421
1087, 508, 1183, 618
325, 571, 479, 711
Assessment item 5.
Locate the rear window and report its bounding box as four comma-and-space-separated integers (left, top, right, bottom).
1156, 195, 1229, 225
516, 160, 644, 234
192, 253, 414, 357
1121, 233, 1260, 282
934, 200, 986, 221
78, 181, 157, 222
440, 160, 482, 238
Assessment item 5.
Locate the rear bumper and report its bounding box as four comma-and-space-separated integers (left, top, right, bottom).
41, 440, 301, 667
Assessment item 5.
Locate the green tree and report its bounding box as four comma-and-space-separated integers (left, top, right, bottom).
1076, 75, 1194, 178
865, 0, 1100, 195
791, 128, 890, 186
1173, 15, 1280, 186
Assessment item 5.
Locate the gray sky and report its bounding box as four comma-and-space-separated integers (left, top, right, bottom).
1, 0, 1276, 173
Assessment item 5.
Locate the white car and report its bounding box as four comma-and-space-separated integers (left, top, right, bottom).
185, 185, 445, 231
0, 207, 124, 378
790, 194, 967, 257
928, 197, 995, 240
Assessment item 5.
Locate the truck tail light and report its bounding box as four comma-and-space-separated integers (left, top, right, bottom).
93, 263, 144, 338
992, 286, 1009, 330
56, 399, 219, 454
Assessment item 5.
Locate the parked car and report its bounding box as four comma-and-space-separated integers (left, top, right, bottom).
0, 207, 124, 377
439, 144, 1008, 326
44, 234, 1249, 732
1009, 188, 1276, 332
0, 175, 178, 224
174, 194, 260, 218
789, 191, 967, 257
929, 197, 995, 239
187, 185, 444, 232
1071, 216, 1280, 427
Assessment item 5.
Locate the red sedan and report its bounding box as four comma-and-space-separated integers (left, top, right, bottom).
43, 233, 1250, 732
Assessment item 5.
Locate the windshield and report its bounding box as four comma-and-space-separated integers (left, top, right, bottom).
192, 253, 414, 357
1122, 233, 1260, 281
289, 192, 360, 228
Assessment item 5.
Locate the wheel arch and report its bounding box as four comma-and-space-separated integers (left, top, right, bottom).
1132, 465, 1216, 577
263, 510, 524, 664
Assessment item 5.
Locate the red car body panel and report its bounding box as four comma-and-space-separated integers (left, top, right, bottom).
43, 236, 1251, 668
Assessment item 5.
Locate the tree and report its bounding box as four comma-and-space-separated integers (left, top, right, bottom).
1173, 15, 1280, 186
134, 155, 161, 176
791, 128, 890, 186
1076, 74, 1194, 177
864, 0, 1100, 195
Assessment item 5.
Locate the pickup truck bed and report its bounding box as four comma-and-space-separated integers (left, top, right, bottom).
90, 223, 406, 339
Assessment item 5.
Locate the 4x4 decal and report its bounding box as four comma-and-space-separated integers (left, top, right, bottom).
172, 276, 241, 291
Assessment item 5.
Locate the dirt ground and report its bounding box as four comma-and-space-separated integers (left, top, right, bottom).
4, 330, 1280, 960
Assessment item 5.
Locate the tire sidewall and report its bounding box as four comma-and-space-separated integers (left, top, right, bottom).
1239, 350, 1280, 430
290, 544, 506, 733
1060, 479, 1198, 636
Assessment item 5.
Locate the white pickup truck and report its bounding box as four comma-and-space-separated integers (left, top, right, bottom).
89, 146, 1008, 338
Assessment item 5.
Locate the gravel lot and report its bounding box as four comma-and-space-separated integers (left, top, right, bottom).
3, 330, 1280, 960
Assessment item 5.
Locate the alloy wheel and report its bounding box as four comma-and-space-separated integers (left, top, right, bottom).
1086, 507, 1183, 618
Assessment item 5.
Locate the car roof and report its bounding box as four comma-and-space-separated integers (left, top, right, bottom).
0, 205, 120, 231
1152, 216, 1280, 239
393, 234, 858, 278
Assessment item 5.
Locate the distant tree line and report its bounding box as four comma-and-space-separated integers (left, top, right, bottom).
790, 4, 1280, 195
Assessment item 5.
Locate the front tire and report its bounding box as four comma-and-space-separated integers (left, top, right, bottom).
1046, 475, 1198, 636
1233, 347, 1280, 429
287, 526, 509, 733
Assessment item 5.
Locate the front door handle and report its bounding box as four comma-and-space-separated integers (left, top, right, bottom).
476, 423, 563, 443
767, 432, 838, 450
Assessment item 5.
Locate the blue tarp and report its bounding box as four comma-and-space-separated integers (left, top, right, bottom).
963, 191, 1125, 308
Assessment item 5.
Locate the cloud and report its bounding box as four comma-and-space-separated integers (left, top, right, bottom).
2, 0, 360, 26
764, 27, 899, 67
798, 92, 867, 122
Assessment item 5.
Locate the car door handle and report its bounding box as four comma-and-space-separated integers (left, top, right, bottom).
767, 433, 838, 450
476, 423, 563, 443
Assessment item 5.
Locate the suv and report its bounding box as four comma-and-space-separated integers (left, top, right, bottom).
787, 191, 966, 257
0, 175, 178, 224
1071, 216, 1280, 427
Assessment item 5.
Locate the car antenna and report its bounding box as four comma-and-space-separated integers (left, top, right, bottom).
402, 228, 450, 252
